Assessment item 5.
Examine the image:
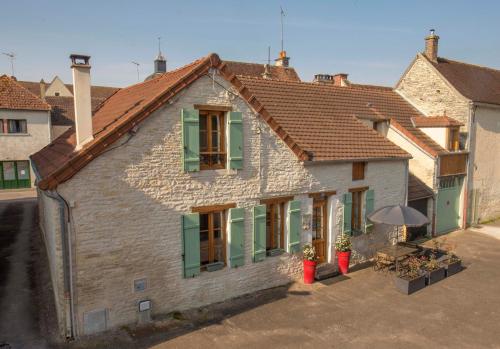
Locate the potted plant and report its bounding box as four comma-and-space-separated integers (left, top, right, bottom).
421, 254, 446, 285
395, 256, 426, 295
335, 234, 352, 275
303, 244, 317, 284
442, 249, 462, 277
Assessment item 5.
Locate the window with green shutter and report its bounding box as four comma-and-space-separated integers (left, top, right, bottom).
182, 213, 200, 278
181, 109, 200, 172
364, 189, 375, 233
229, 208, 245, 268
288, 200, 301, 253
228, 111, 243, 169
253, 205, 266, 262
343, 192, 353, 236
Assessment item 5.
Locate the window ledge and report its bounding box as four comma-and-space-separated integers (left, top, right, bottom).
205, 262, 225, 272
0, 133, 30, 137
266, 249, 285, 257
189, 168, 237, 177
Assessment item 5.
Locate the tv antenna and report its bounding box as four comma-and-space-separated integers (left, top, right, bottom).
280, 6, 286, 53
2, 52, 16, 77
267, 46, 271, 65
131, 61, 140, 82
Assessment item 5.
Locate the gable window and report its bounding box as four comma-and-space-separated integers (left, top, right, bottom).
199, 110, 226, 170
350, 187, 368, 233
448, 128, 459, 151
7, 119, 27, 134
352, 162, 366, 181
199, 210, 226, 269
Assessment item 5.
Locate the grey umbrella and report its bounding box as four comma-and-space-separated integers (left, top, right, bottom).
367, 204, 430, 227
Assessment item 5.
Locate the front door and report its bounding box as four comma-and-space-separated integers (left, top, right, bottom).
436, 177, 462, 234
312, 199, 327, 263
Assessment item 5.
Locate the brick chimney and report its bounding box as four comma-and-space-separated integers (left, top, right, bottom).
275, 50, 290, 67
424, 29, 439, 63
333, 73, 349, 87
70, 54, 93, 150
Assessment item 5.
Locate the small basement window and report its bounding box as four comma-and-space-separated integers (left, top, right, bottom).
199, 110, 226, 170
352, 162, 366, 181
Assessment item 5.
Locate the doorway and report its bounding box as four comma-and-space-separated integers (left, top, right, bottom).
312, 198, 327, 263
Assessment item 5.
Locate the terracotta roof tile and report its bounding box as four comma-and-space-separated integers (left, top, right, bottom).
223, 61, 301, 81
412, 115, 464, 128
0, 75, 50, 111
18, 80, 119, 100
408, 173, 434, 201
428, 56, 500, 105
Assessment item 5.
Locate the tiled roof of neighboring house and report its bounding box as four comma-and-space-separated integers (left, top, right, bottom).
223, 61, 301, 81
412, 115, 464, 128
236, 76, 411, 161
45, 96, 109, 126
408, 173, 434, 201
18, 80, 119, 100
0, 75, 50, 111
427, 55, 500, 105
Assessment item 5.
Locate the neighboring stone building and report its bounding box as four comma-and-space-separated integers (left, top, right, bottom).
396, 30, 500, 224
31, 53, 410, 338
0, 75, 51, 189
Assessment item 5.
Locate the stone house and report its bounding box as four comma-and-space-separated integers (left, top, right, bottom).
396, 30, 500, 225
0, 75, 51, 189
31, 52, 410, 338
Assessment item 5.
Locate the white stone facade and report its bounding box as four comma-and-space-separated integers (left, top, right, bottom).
39, 74, 407, 336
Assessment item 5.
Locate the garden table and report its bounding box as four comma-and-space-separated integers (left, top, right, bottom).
376, 245, 418, 272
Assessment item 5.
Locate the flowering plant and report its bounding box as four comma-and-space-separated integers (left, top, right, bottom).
335, 234, 352, 252
303, 244, 317, 261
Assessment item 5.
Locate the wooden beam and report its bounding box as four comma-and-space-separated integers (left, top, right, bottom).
349, 186, 369, 193
194, 104, 233, 112
260, 196, 294, 205
191, 203, 236, 213
308, 190, 337, 199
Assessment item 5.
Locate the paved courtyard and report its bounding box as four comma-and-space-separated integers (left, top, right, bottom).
1, 196, 500, 348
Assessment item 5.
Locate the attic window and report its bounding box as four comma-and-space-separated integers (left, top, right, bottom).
352, 162, 366, 181
199, 110, 226, 170
55, 92, 60, 96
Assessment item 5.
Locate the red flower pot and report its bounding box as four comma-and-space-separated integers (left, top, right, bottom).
336, 250, 351, 274
303, 259, 317, 284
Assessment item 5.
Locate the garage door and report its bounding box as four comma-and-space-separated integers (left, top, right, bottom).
436, 177, 462, 234
0, 161, 31, 189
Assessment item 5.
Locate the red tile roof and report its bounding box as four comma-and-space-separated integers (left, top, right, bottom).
45, 96, 114, 126
0, 75, 50, 111
412, 116, 464, 128
18, 80, 119, 100
223, 61, 301, 81
235, 77, 411, 161
408, 173, 434, 201
427, 56, 500, 105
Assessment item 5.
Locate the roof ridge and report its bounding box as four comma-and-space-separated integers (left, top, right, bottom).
437, 56, 500, 73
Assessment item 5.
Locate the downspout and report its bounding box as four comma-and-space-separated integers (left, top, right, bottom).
31, 161, 75, 339
465, 102, 477, 226
404, 159, 409, 205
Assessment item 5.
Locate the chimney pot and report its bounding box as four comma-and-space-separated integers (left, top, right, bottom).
70, 54, 93, 150
424, 29, 439, 63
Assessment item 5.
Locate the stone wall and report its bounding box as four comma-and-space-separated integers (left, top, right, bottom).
53, 74, 407, 335
396, 55, 470, 131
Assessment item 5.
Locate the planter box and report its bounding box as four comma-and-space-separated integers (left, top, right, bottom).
424, 267, 446, 285
444, 260, 462, 277
395, 274, 426, 295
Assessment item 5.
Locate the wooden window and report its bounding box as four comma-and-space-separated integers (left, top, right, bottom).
448, 128, 459, 151
265, 201, 286, 251
352, 162, 366, 181
199, 110, 226, 170
7, 119, 27, 134
312, 199, 327, 263
199, 210, 226, 269
350, 187, 367, 232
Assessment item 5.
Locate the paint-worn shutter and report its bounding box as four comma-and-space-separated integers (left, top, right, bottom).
253, 205, 266, 262
228, 111, 243, 170
182, 213, 200, 278
364, 189, 375, 233
181, 108, 200, 172
343, 193, 353, 236
288, 200, 301, 253
229, 208, 245, 268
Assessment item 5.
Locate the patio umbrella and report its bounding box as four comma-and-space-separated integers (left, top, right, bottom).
367, 204, 429, 227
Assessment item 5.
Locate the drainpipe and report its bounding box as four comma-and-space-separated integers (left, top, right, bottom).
31, 161, 76, 339
466, 102, 477, 226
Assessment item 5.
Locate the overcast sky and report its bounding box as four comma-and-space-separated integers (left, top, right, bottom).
2, 0, 499, 87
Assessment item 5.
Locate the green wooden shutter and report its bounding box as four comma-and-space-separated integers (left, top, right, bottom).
343, 193, 353, 236
182, 213, 200, 278
229, 208, 245, 268
364, 189, 375, 233
288, 200, 301, 253
228, 111, 243, 170
181, 109, 200, 172
253, 205, 266, 262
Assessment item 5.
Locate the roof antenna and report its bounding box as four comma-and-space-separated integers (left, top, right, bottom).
158, 36, 162, 56
280, 6, 286, 53
268, 46, 271, 65
2, 52, 16, 77
131, 61, 140, 82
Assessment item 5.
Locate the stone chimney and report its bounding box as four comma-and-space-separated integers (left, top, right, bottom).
333, 73, 349, 87
70, 54, 93, 150
39, 79, 46, 101
424, 29, 439, 63
275, 50, 290, 67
